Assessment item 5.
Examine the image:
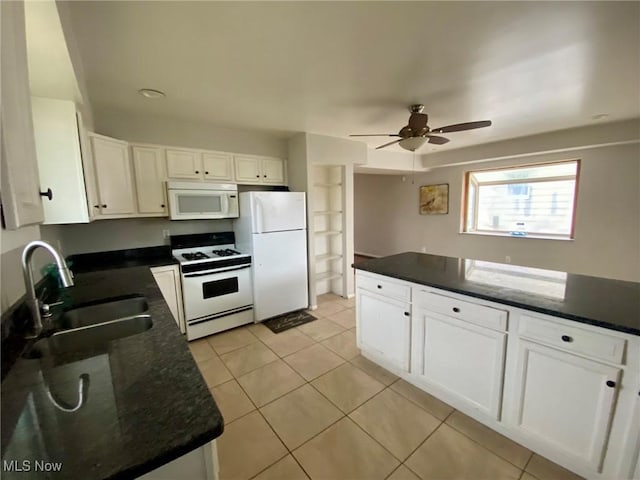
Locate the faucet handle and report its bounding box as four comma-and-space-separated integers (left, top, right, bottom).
41, 301, 64, 318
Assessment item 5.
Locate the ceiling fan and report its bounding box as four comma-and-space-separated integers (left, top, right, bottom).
350, 104, 492, 151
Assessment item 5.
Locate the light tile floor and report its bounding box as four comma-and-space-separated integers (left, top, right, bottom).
189, 294, 584, 480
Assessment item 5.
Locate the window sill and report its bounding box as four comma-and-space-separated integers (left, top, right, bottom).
460, 231, 575, 241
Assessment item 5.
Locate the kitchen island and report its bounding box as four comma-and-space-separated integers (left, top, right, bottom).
354, 252, 640, 480
1, 253, 222, 479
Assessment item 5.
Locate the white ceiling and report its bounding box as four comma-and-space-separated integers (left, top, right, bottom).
67, 1, 640, 153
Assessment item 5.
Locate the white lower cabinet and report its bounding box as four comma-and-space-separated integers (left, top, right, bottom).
510, 338, 620, 471
356, 288, 410, 372
355, 270, 639, 479
151, 265, 185, 334
414, 308, 506, 419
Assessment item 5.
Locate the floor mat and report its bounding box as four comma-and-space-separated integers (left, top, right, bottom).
262, 310, 317, 334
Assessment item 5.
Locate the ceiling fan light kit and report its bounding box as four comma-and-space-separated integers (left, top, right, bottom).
399, 136, 428, 152
350, 104, 492, 152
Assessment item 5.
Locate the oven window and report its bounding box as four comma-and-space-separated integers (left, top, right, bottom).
202, 277, 238, 298
178, 194, 222, 214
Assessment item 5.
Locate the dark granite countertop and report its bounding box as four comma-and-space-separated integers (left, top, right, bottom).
355, 252, 640, 336
1, 263, 223, 479
67, 245, 178, 274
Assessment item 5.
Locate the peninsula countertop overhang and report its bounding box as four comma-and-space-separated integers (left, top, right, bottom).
354, 252, 640, 336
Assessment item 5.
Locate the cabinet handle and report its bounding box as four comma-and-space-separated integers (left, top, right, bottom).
561, 335, 573, 343
452, 307, 460, 313
403, 312, 410, 317
377, 285, 382, 289
39, 188, 53, 201
606, 380, 616, 388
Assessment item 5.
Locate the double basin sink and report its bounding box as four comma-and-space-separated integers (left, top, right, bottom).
25, 296, 153, 359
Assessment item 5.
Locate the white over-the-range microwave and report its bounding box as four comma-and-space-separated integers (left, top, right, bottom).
167, 181, 239, 220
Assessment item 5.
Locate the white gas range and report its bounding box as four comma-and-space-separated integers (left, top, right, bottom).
171, 232, 253, 341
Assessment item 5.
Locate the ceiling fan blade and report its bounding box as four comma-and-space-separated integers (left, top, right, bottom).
375, 139, 402, 150
349, 134, 399, 137
427, 135, 450, 145
431, 120, 492, 134
408, 112, 428, 132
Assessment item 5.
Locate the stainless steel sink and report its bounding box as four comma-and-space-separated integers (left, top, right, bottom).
25, 315, 153, 359
58, 296, 149, 330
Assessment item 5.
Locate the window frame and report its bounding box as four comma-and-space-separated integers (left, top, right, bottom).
461, 159, 581, 240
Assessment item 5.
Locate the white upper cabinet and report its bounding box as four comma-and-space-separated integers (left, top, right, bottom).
203, 152, 233, 181
31, 97, 90, 224
234, 155, 286, 185
234, 155, 261, 183
131, 145, 167, 215
261, 157, 286, 184
0, 0, 44, 229
90, 133, 136, 215
166, 148, 202, 179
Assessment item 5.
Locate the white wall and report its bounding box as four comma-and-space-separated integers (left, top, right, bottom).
40, 218, 234, 256
94, 107, 288, 158
355, 142, 640, 282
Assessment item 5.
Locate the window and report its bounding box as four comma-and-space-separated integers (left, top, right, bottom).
463, 160, 579, 239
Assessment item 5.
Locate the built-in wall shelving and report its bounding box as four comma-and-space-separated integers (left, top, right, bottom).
311, 165, 345, 297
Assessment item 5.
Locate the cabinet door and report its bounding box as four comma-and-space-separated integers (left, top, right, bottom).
0, 1, 44, 229
234, 155, 261, 183
132, 146, 167, 215
31, 97, 90, 224
166, 149, 202, 179
416, 309, 506, 419
356, 289, 410, 372
261, 157, 285, 184
203, 152, 233, 181
151, 267, 185, 334
91, 135, 136, 215
512, 339, 620, 470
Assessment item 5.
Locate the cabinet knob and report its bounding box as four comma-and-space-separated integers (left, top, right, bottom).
606, 380, 616, 388
263, 175, 267, 178
377, 285, 382, 289
403, 312, 410, 317
102, 204, 107, 208
256, 175, 260, 178
452, 307, 460, 313
195, 170, 199, 174
161, 204, 165, 208
205, 171, 209, 175
39, 188, 53, 201
561, 335, 573, 343
93, 205, 99, 208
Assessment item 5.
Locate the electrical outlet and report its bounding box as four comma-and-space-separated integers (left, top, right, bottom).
505, 255, 511, 263
162, 229, 170, 239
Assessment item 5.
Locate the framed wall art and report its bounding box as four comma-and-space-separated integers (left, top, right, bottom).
419, 184, 449, 215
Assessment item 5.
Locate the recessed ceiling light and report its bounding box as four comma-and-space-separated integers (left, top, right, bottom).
138, 88, 166, 99
591, 113, 609, 120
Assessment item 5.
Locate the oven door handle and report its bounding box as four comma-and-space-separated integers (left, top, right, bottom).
183, 265, 251, 278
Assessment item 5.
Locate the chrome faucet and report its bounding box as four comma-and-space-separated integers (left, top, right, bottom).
22, 241, 74, 338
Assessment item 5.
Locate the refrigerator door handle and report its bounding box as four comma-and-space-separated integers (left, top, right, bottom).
255, 197, 264, 234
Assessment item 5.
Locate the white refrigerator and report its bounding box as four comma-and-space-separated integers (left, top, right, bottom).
235, 191, 309, 321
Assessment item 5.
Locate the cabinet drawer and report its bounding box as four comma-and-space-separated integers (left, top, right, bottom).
519, 314, 626, 364
357, 273, 410, 302
414, 290, 507, 331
